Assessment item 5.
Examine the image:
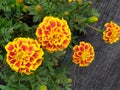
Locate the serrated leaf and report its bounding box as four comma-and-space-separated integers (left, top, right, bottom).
17, 84, 29, 90
0, 85, 15, 90
0, 55, 3, 60
91, 8, 100, 17
33, 82, 40, 90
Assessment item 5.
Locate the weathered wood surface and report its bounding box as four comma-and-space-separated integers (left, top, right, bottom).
71, 0, 120, 90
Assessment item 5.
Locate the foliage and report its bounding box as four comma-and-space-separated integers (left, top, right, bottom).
0, 0, 99, 90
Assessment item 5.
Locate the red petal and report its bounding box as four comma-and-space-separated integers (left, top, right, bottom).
33, 53, 38, 58
74, 46, 79, 51
26, 63, 31, 67
107, 31, 112, 36
8, 44, 14, 51
10, 52, 16, 56
22, 45, 27, 51
46, 25, 51, 30
63, 40, 68, 45
78, 51, 82, 56
47, 44, 52, 48
30, 57, 34, 62
80, 47, 84, 51
29, 46, 34, 52
15, 61, 20, 67
8, 56, 13, 60
10, 59, 16, 64
44, 30, 50, 35
85, 45, 88, 49
37, 29, 42, 35
106, 24, 111, 27
50, 21, 56, 27
57, 21, 61, 27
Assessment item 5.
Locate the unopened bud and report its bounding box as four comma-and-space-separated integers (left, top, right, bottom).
67, 78, 72, 83
78, 0, 82, 4
54, 62, 59, 67
22, 5, 29, 13
87, 16, 98, 23
16, 0, 23, 8
64, 11, 69, 16
68, 0, 74, 3
88, 1, 92, 4
35, 5, 42, 13
10, 29, 14, 33
16, 0, 23, 3
11, 4, 15, 8
40, 84, 47, 90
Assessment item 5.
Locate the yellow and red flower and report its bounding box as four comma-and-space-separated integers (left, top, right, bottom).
5, 37, 44, 75
103, 21, 120, 44
36, 16, 71, 52
72, 41, 95, 67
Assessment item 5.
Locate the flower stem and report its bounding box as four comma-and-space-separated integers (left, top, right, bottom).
47, 73, 58, 89
86, 24, 103, 33
0, 60, 6, 69
36, 74, 43, 84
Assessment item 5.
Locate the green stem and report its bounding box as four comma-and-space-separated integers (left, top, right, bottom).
47, 73, 58, 90
36, 74, 43, 84
86, 24, 103, 33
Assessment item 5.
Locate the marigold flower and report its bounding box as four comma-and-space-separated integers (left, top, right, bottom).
36, 16, 71, 52
103, 21, 120, 44
5, 37, 44, 75
72, 42, 95, 67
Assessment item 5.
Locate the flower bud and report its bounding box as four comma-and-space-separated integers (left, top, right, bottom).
54, 62, 59, 66
67, 78, 72, 83
68, 0, 73, 3
78, 0, 82, 4
88, 1, 92, 4
40, 84, 47, 90
87, 16, 98, 23
16, 0, 23, 3
22, 5, 29, 13
35, 5, 42, 13
10, 29, 14, 33
64, 11, 69, 16
11, 4, 15, 8
16, 0, 23, 8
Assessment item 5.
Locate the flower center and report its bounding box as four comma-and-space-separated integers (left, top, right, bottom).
112, 29, 119, 38
49, 33, 62, 44
81, 50, 90, 61
17, 50, 28, 63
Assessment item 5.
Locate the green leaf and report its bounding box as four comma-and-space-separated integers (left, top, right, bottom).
17, 84, 29, 90
0, 85, 15, 90
91, 8, 100, 17
53, 50, 66, 58
33, 14, 42, 22
33, 82, 40, 90
0, 55, 3, 60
